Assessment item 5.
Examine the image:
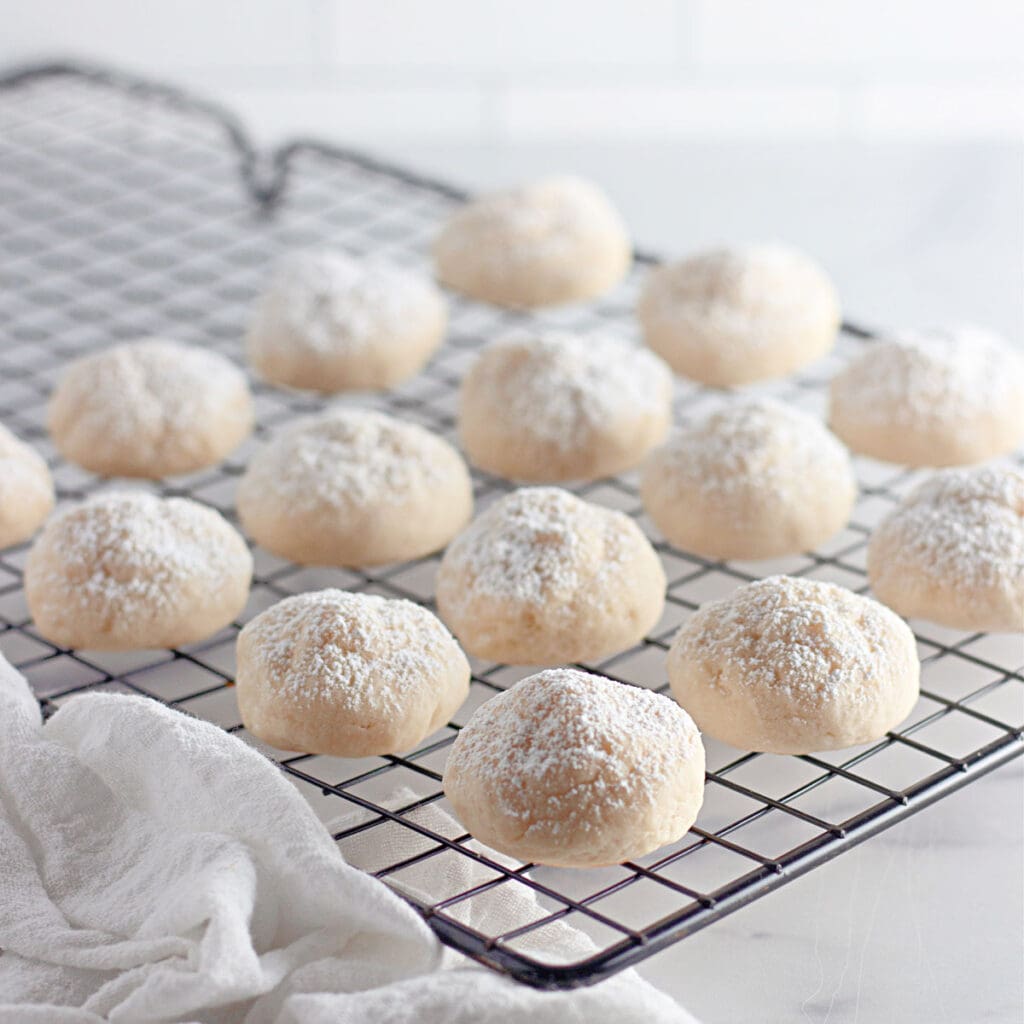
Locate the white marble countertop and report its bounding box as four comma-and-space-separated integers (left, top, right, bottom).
375, 139, 1024, 1023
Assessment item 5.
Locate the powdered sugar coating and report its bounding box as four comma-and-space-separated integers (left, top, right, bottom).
678, 577, 891, 699
25, 490, 252, 650
436, 487, 664, 664
236, 589, 470, 756
443, 488, 625, 606
458, 330, 672, 482
668, 575, 919, 754
242, 408, 452, 508
247, 249, 447, 393
638, 243, 840, 386
829, 325, 1024, 466
868, 466, 1024, 632
253, 250, 434, 354
0, 422, 54, 548
48, 338, 253, 478
641, 397, 856, 559
443, 668, 705, 867
434, 176, 631, 308
237, 407, 472, 567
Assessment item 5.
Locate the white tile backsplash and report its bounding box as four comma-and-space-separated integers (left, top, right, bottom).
2, 0, 317, 70
327, 0, 680, 70
695, 0, 1024, 66
858, 80, 1024, 137
498, 82, 844, 140
1, 0, 1022, 144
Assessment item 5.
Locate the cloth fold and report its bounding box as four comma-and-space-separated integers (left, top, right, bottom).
0, 655, 694, 1023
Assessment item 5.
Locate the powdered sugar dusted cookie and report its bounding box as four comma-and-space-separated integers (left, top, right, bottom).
236, 589, 470, 757
668, 576, 919, 754
49, 338, 253, 478
638, 243, 840, 387
868, 467, 1024, 632
641, 397, 856, 559
435, 487, 665, 665
247, 249, 447, 393
443, 668, 705, 867
0, 423, 53, 548
434, 176, 631, 308
829, 326, 1024, 467
459, 331, 673, 482
25, 491, 252, 650
237, 407, 472, 567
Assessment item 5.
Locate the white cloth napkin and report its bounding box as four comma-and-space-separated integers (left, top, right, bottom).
0, 654, 695, 1023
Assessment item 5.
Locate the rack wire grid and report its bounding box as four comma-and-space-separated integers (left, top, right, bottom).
0, 62, 1021, 992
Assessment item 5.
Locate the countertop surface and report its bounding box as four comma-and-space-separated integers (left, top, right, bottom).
375, 139, 1024, 1024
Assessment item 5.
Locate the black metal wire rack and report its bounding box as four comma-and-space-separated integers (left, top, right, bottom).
0, 62, 1021, 992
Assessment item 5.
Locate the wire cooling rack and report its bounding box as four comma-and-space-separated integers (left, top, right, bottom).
0, 62, 1021, 991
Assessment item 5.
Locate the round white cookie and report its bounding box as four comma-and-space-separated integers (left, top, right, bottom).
0, 423, 54, 548
435, 487, 665, 665
25, 491, 252, 650
433, 176, 631, 308
829, 326, 1024, 467
638, 243, 840, 387
641, 397, 856, 560
668, 575, 920, 754
247, 249, 448, 393
236, 589, 470, 757
868, 467, 1024, 633
459, 331, 673, 482
443, 668, 705, 868
48, 338, 253, 478
237, 407, 473, 568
